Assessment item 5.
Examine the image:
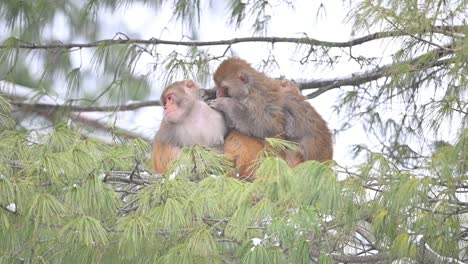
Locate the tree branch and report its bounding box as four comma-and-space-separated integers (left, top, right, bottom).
6, 44, 456, 111
303, 44, 455, 98
23, 107, 152, 142
104, 173, 154, 185
69, 113, 152, 142
309, 246, 386, 263
10, 100, 161, 112
1, 26, 465, 50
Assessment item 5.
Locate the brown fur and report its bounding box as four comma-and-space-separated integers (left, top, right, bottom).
219, 78, 334, 178
279, 80, 333, 162
223, 130, 266, 181
152, 80, 226, 174
152, 132, 181, 173
211, 58, 312, 179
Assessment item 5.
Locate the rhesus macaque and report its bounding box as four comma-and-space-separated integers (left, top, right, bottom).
278, 79, 333, 163
209, 57, 286, 139
202, 57, 332, 179
205, 57, 289, 179
152, 80, 227, 173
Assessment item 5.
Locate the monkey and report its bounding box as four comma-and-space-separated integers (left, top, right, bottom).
202, 57, 290, 179
277, 79, 333, 163
209, 57, 286, 139
221, 79, 333, 175
152, 80, 227, 174
203, 57, 332, 178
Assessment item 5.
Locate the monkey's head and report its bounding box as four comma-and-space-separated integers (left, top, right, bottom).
213, 58, 255, 99
161, 80, 199, 123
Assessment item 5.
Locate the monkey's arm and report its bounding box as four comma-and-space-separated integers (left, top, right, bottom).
284, 106, 308, 139
211, 97, 284, 138
209, 97, 251, 127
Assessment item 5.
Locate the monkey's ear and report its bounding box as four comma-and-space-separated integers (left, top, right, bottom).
184, 80, 197, 94
184, 79, 195, 88
239, 72, 249, 84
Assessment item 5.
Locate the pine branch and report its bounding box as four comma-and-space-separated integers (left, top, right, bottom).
28, 107, 152, 142
1, 26, 464, 50
417, 240, 464, 263
303, 44, 455, 98
309, 246, 386, 263
315, 230, 454, 263
69, 114, 152, 142
103, 173, 154, 185
8, 45, 455, 114
5, 42, 456, 123
10, 100, 161, 112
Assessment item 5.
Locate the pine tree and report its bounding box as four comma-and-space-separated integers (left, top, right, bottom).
0, 0, 466, 263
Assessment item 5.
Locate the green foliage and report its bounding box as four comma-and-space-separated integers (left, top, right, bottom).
187, 228, 220, 260
238, 240, 284, 264
229, 0, 247, 27
61, 215, 109, 248
390, 232, 417, 259
0, 95, 14, 129
117, 215, 152, 258
27, 193, 65, 225
1, 109, 465, 262
0, 118, 149, 262
0, 0, 467, 262
167, 145, 231, 181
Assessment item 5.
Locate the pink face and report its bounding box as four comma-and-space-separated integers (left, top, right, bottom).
163, 92, 182, 122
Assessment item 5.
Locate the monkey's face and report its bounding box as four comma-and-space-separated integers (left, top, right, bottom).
161, 80, 198, 123
162, 91, 186, 123
215, 74, 249, 99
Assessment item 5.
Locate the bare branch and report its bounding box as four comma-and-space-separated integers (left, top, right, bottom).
309, 246, 386, 263
303, 44, 455, 98
104, 173, 154, 185
69, 113, 152, 142
5, 44, 456, 112
1, 26, 465, 50
10, 100, 161, 112
19, 106, 152, 142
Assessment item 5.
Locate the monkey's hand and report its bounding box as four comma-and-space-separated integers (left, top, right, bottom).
208, 97, 232, 112
199, 88, 217, 102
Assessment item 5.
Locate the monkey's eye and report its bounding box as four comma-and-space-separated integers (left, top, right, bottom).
165, 93, 175, 102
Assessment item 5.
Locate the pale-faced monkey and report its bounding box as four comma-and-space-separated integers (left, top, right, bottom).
152, 80, 227, 173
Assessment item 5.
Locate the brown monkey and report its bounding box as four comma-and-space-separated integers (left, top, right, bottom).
278, 79, 333, 163
205, 58, 289, 179
209, 57, 285, 139
206, 58, 332, 178
152, 80, 227, 173
220, 79, 333, 175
